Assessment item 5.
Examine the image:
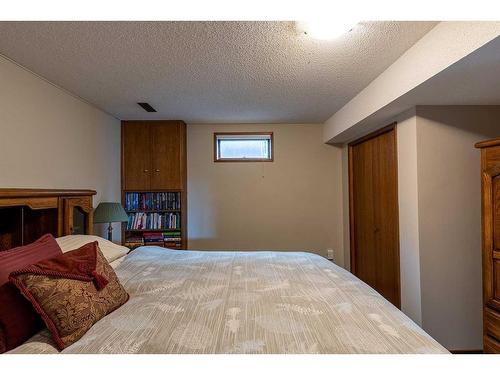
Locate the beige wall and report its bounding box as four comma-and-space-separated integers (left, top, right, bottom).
415, 106, 500, 350
395, 108, 423, 326
340, 145, 350, 270
395, 106, 500, 349
0, 55, 121, 239
187, 123, 344, 262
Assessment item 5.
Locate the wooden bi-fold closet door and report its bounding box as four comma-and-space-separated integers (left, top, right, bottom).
349, 124, 400, 308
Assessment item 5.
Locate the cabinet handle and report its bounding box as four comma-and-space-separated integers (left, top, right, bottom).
155, 169, 160, 172
144, 169, 149, 172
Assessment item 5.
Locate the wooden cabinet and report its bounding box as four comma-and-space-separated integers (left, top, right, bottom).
121, 121, 187, 250
476, 138, 500, 353
122, 121, 151, 190
150, 122, 185, 190
122, 121, 186, 191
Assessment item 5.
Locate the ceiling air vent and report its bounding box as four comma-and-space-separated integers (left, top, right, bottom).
137, 102, 157, 112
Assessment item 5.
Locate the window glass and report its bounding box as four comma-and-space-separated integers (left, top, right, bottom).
215, 133, 273, 161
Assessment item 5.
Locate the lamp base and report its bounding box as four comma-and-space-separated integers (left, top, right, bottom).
107, 223, 113, 242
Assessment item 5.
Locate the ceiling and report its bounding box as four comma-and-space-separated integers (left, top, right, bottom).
329, 35, 500, 143
0, 21, 437, 123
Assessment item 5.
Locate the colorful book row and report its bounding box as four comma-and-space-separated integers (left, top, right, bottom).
125, 192, 180, 211
127, 212, 180, 230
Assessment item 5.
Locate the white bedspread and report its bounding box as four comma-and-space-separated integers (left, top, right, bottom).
10, 247, 448, 354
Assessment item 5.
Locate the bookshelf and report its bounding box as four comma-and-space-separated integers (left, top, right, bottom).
122, 190, 186, 249
121, 120, 187, 250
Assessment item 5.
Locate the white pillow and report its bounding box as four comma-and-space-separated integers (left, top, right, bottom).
109, 256, 126, 270
56, 235, 130, 263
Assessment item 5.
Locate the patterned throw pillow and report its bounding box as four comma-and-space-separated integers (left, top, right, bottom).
0, 233, 62, 353
9, 241, 129, 350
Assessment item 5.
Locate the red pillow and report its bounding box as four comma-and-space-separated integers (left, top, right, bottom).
0, 234, 62, 353
10, 242, 129, 350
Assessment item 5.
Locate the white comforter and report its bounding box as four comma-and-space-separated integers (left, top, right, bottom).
10, 247, 448, 354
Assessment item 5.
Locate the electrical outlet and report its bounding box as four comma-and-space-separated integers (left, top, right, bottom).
327, 249, 334, 260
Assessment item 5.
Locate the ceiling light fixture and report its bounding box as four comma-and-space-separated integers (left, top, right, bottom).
296, 20, 358, 40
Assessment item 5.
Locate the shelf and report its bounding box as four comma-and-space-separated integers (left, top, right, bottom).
123, 189, 184, 192
126, 209, 181, 213
125, 228, 181, 232
125, 242, 182, 247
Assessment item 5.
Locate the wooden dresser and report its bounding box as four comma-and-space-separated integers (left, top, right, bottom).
476, 138, 500, 353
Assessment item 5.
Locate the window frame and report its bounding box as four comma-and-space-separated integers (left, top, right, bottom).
213, 132, 274, 162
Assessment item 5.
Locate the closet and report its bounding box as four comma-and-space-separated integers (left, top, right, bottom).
349, 124, 400, 307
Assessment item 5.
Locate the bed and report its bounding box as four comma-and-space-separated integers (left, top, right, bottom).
9, 245, 448, 354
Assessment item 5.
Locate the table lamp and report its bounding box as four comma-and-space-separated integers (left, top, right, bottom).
93, 202, 129, 241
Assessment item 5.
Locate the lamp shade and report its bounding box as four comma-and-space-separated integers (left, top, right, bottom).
93, 202, 129, 224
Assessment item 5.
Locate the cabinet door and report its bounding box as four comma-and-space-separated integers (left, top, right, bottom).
482, 151, 500, 312
150, 122, 186, 190
122, 122, 151, 190
63, 197, 93, 235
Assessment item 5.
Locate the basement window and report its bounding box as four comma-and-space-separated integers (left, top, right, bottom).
214, 132, 274, 162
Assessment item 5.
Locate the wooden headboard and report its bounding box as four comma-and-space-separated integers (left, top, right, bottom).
0, 189, 96, 251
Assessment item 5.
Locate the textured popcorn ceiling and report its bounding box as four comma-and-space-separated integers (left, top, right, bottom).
0, 21, 437, 122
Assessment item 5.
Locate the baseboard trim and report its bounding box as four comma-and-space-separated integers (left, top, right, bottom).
449, 349, 483, 354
